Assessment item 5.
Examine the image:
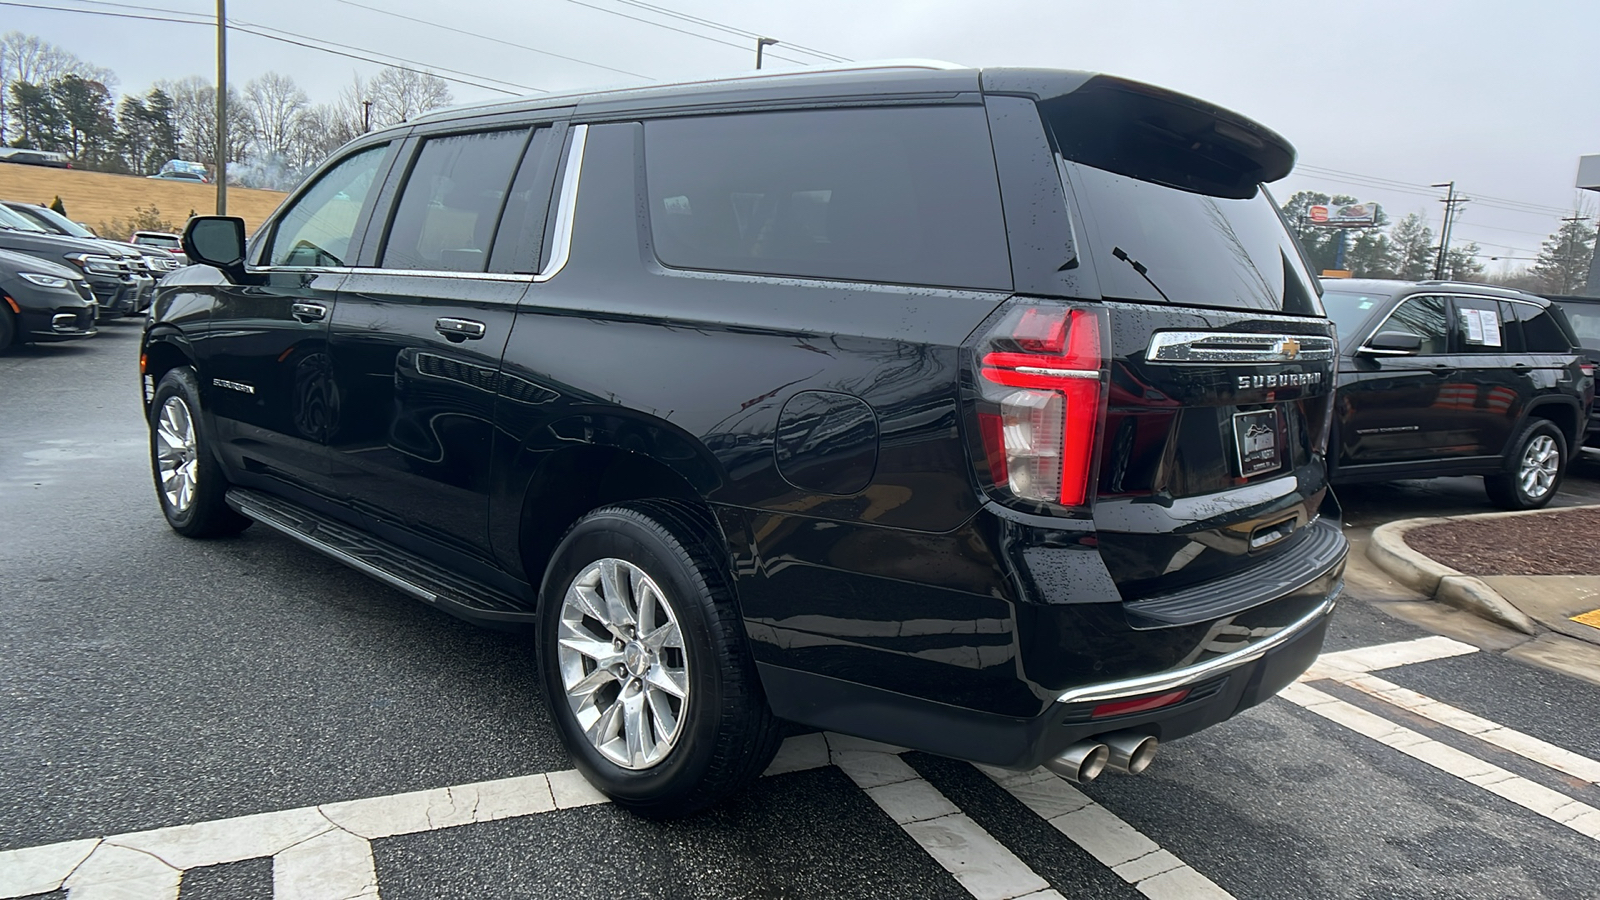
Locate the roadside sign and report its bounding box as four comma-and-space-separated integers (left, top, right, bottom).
1307, 203, 1379, 228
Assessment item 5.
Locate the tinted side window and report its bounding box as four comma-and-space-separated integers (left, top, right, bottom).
1450, 296, 1508, 354
1495, 301, 1526, 353
381, 129, 530, 273
644, 106, 1011, 290
1558, 302, 1600, 352
1512, 302, 1575, 353
488, 128, 559, 274
268, 144, 388, 267
1381, 295, 1447, 354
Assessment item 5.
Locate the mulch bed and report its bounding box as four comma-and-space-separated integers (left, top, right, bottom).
1405, 506, 1600, 576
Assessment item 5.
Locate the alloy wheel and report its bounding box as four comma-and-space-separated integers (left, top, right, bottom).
1518, 434, 1559, 499
557, 558, 690, 770
155, 396, 199, 513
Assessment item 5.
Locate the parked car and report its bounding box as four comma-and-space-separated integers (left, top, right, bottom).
0, 247, 97, 348
131, 230, 189, 266
148, 170, 207, 183
1322, 279, 1593, 508
0, 203, 153, 317
0, 148, 70, 168
1544, 294, 1600, 448
2, 201, 184, 282
145, 63, 1347, 816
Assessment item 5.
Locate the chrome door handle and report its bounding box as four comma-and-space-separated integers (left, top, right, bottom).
436, 317, 487, 340
291, 302, 327, 322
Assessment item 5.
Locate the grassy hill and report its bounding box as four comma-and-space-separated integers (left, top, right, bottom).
0, 165, 287, 239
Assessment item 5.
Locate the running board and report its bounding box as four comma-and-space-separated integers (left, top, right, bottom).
225, 487, 538, 626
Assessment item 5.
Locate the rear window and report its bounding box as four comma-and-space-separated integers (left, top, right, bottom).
1060, 161, 1321, 315
644, 106, 1011, 290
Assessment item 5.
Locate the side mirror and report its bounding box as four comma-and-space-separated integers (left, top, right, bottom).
1360, 331, 1422, 356
182, 216, 251, 283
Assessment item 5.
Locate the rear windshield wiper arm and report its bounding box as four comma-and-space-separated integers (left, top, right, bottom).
1112, 246, 1170, 303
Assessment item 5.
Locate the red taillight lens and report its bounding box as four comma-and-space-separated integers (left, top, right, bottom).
975, 305, 1106, 508
1582, 363, 1596, 379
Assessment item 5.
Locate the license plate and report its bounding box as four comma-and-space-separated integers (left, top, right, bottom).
1233, 409, 1282, 477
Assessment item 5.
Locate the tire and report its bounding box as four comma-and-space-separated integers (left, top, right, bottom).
1484, 418, 1566, 510
0, 307, 14, 351
148, 366, 252, 538
537, 500, 781, 818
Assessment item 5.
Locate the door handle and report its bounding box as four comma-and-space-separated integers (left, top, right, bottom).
1430, 365, 1456, 377
436, 317, 487, 341
291, 302, 327, 322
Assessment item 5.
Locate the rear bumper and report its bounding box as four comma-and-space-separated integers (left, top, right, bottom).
758, 583, 1338, 769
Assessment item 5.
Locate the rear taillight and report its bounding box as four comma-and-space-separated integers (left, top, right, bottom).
974, 304, 1107, 509
1582, 363, 1595, 379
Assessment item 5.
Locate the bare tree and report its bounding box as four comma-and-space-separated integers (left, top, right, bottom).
367, 67, 452, 127
154, 76, 252, 173
245, 71, 309, 160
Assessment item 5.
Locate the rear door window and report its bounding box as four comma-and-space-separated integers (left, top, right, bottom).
1449, 295, 1509, 353
381, 128, 531, 273
643, 106, 1011, 290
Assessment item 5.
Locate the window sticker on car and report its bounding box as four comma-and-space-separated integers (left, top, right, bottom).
1460, 308, 1503, 347
1480, 309, 1502, 347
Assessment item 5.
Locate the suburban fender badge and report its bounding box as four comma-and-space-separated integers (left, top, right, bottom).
212, 378, 257, 395
1236, 372, 1322, 390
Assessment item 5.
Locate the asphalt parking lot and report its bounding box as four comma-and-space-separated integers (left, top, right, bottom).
3, 323, 1599, 900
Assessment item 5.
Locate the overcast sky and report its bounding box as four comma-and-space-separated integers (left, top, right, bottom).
11, 0, 1600, 270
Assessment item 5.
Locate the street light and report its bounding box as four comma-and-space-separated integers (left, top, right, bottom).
755, 37, 778, 69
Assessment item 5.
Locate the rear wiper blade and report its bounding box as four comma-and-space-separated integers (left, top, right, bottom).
1112, 246, 1170, 303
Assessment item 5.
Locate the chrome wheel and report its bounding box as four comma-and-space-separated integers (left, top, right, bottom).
155, 395, 198, 513
557, 558, 689, 770
1518, 435, 1559, 499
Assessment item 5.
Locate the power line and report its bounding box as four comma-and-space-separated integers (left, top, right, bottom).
605, 0, 849, 62
327, 0, 652, 80
551, 0, 812, 66
0, 0, 535, 95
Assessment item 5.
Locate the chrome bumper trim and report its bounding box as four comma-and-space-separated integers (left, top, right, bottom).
1055, 586, 1340, 705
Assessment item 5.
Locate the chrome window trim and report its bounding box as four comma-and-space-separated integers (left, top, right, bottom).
246, 124, 588, 284
1054, 589, 1339, 705
533, 123, 586, 284
1146, 331, 1336, 364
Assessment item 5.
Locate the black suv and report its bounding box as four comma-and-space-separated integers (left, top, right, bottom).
144, 64, 1347, 816
1322, 279, 1592, 509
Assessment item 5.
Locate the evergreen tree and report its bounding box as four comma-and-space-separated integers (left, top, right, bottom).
8, 79, 66, 150
1443, 242, 1486, 282
1530, 215, 1597, 295
51, 74, 115, 166
1389, 213, 1436, 281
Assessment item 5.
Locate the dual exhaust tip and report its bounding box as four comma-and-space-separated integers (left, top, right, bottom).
1045, 732, 1158, 784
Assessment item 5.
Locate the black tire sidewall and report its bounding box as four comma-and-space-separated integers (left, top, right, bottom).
149, 366, 236, 534
0, 308, 14, 350
537, 510, 729, 807
1495, 419, 1566, 509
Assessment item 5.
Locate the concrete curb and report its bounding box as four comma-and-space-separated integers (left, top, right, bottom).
1362, 511, 1598, 636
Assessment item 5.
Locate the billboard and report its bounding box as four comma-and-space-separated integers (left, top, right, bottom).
1306, 202, 1379, 228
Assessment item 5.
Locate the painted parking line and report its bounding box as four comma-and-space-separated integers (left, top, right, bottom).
1279, 682, 1600, 843
1303, 635, 1480, 679
975, 765, 1234, 900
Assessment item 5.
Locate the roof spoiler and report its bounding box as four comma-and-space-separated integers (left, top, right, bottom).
981, 69, 1295, 199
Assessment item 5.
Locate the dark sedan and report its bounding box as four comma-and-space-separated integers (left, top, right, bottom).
0, 247, 97, 348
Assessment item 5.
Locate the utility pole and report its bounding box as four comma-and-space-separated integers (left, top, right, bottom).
755, 37, 778, 69
361, 100, 372, 134
215, 0, 227, 215
1430, 181, 1467, 280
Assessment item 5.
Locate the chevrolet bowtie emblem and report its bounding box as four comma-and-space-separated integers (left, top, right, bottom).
1277, 337, 1301, 359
